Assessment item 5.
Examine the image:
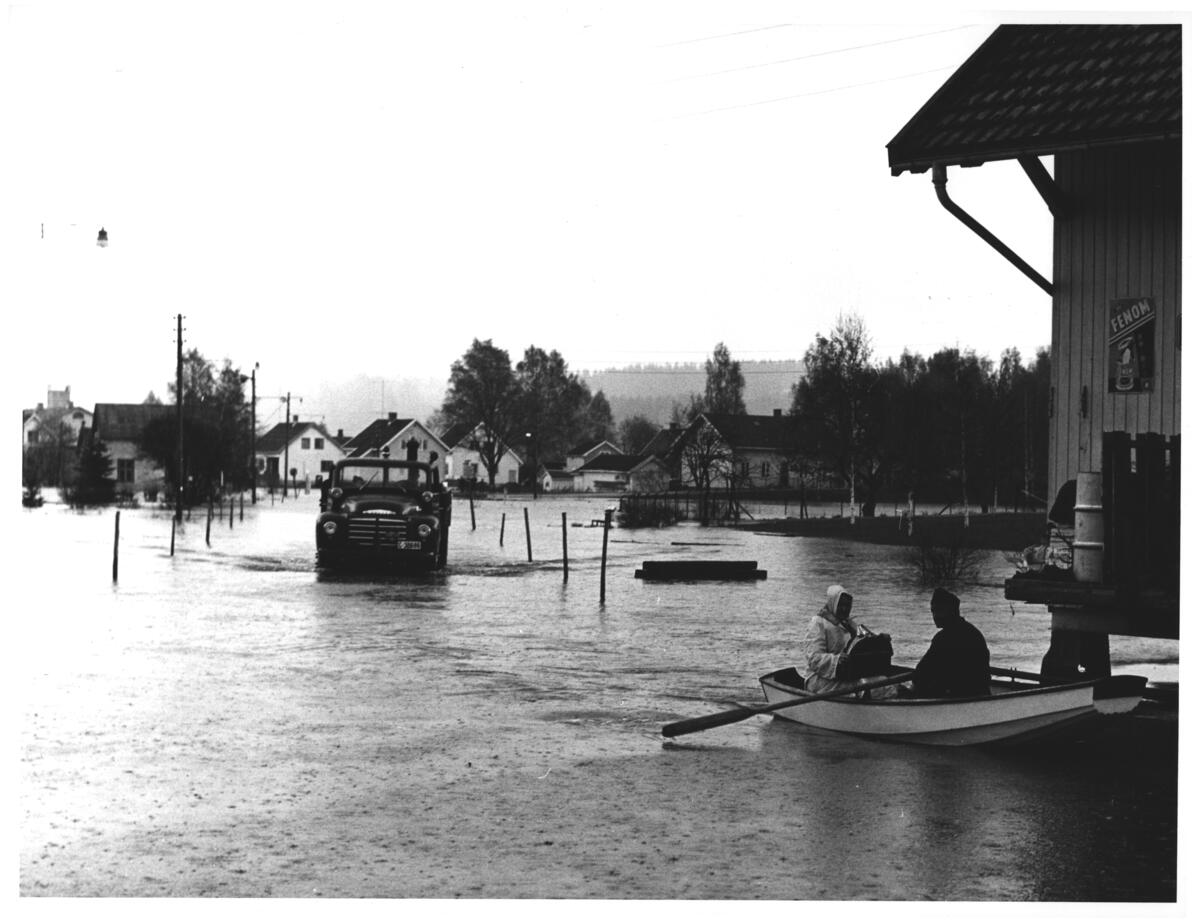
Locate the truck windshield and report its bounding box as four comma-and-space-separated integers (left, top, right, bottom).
338, 464, 427, 488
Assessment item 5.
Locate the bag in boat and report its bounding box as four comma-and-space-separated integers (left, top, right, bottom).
842, 632, 893, 680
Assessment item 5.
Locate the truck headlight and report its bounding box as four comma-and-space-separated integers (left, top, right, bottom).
322, 520, 338, 535
417, 523, 432, 538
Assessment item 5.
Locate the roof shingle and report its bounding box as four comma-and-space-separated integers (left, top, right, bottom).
887, 24, 1181, 175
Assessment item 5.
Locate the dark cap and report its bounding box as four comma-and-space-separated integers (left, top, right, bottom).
931, 587, 960, 614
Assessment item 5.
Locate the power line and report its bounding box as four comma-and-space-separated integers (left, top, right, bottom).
675, 64, 957, 118
658, 24, 792, 48
668, 25, 977, 82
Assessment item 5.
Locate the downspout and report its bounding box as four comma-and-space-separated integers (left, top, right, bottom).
932, 163, 1053, 296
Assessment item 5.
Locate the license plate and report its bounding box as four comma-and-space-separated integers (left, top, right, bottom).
398, 540, 423, 550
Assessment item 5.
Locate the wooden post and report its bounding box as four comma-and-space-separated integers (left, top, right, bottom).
240, 493, 244, 522
562, 511, 568, 582
229, 495, 234, 528
600, 508, 612, 604
112, 510, 120, 583
170, 517, 176, 556
500, 512, 506, 547
206, 502, 212, 547
470, 491, 476, 531
524, 507, 532, 563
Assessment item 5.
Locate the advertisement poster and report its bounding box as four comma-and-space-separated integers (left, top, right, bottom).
1108, 297, 1156, 392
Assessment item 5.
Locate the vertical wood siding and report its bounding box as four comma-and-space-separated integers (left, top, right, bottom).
1048, 141, 1181, 498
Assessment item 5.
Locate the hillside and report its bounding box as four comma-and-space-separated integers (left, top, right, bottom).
579, 359, 805, 425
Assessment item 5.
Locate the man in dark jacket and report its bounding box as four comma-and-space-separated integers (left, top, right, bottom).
908, 587, 991, 698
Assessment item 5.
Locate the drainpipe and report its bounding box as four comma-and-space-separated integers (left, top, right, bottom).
932, 163, 1053, 296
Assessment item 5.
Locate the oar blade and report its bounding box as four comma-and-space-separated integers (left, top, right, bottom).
661, 705, 762, 738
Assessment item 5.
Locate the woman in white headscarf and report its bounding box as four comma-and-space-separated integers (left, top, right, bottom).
800, 584, 898, 697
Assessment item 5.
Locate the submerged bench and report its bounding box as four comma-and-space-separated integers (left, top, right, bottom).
634, 560, 767, 581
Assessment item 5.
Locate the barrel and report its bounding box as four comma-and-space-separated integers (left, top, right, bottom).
1073, 471, 1104, 582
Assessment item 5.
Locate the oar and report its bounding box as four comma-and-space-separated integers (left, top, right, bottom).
661, 671, 916, 739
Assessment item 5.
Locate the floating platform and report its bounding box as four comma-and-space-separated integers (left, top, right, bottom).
634, 560, 767, 581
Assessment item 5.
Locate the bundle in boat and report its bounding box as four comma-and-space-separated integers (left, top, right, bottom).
635, 560, 767, 581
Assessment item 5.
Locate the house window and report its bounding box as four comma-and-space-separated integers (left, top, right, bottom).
508, 469, 517, 483
27, 430, 39, 445
761, 461, 770, 478
116, 459, 135, 483
314, 438, 324, 449
320, 460, 334, 472
301, 437, 311, 450
741, 461, 750, 477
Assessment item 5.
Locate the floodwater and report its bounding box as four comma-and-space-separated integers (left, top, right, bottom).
18, 494, 1178, 900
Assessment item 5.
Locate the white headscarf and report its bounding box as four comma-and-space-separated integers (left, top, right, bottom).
821, 584, 852, 625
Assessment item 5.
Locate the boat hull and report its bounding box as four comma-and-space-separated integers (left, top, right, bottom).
759, 670, 1146, 746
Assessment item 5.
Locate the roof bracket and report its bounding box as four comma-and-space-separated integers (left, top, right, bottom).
1018, 155, 1068, 217
932, 164, 1053, 296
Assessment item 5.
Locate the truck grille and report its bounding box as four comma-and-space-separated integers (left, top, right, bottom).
346, 514, 410, 547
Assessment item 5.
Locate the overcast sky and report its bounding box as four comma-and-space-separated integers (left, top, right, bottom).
4, 2, 1184, 427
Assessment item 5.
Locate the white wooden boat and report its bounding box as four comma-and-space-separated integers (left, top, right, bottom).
758, 667, 1147, 746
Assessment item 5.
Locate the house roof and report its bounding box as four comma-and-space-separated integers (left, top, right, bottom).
701, 413, 800, 452
567, 438, 619, 457
343, 417, 417, 457
439, 422, 474, 449
887, 24, 1182, 175
91, 403, 173, 441
257, 420, 340, 454
541, 467, 574, 481
639, 426, 686, 458
575, 452, 649, 474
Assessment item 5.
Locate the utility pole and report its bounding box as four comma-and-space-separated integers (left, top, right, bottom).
250, 363, 259, 504
282, 392, 290, 501
175, 314, 185, 523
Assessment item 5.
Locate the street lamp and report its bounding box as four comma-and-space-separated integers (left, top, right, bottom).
96, 227, 108, 247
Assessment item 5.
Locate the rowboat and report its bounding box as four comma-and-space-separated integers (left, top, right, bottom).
757, 666, 1147, 746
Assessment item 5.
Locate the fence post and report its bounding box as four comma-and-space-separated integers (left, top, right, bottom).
524, 507, 532, 563
470, 491, 476, 531
170, 517, 176, 556
240, 493, 244, 522
562, 511, 568, 582
206, 502, 213, 547
112, 510, 120, 583
500, 512, 506, 547
600, 508, 612, 604
229, 496, 234, 528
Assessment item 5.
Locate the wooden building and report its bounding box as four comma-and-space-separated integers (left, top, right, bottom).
888, 25, 1181, 662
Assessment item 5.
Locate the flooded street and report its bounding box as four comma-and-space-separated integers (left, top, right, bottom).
18, 496, 1177, 899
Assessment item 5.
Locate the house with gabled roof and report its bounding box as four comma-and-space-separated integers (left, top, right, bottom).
440, 421, 522, 488
887, 24, 1181, 655
566, 439, 621, 472
666, 411, 802, 490
23, 387, 92, 451
86, 402, 173, 499
572, 453, 667, 493
341, 412, 448, 480
256, 417, 349, 490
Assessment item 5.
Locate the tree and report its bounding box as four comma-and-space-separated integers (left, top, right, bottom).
141, 350, 251, 503
70, 435, 116, 506
704, 342, 747, 415
618, 414, 659, 454
678, 418, 732, 524
790, 314, 894, 516
670, 393, 706, 427
513, 346, 593, 488
440, 339, 519, 488
583, 390, 616, 443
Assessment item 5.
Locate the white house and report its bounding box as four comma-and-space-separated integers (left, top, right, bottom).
572, 453, 667, 493
87, 402, 173, 500
343, 413, 449, 481
257, 418, 349, 491
23, 386, 93, 449
440, 422, 523, 487
566, 439, 621, 472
